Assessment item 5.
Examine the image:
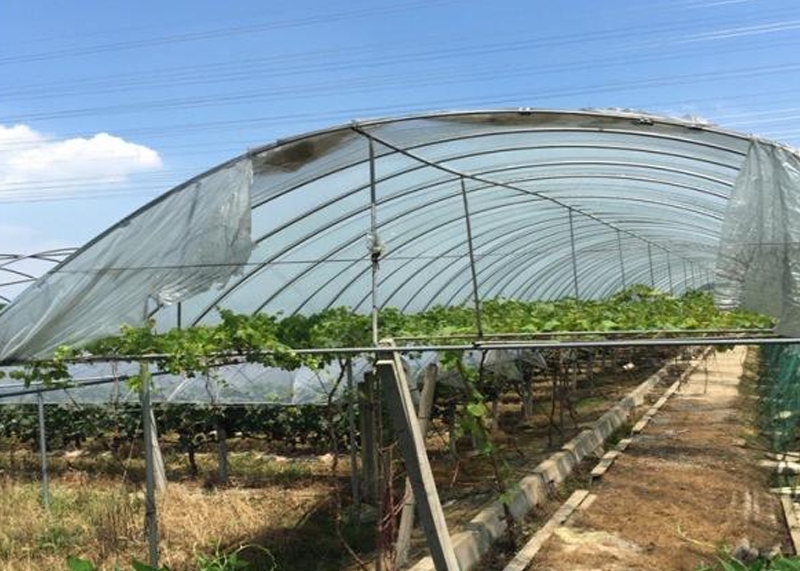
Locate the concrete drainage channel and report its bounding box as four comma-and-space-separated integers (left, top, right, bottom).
409, 352, 708, 571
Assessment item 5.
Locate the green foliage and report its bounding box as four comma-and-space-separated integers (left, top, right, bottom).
0, 400, 349, 456
17, 286, 771, 387
66, 557, 96, 571
2, 286, 770, 458
65, 543, 270, 571
66, 556, 171, 571
195, 543, 274, 571
696, 554, 800, 571
66, 557, 172, 571
756, 344, 800, 451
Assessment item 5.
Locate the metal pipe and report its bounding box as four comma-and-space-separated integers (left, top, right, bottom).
393, 327, 773, 341
568, 208, 580, 298
37, 392, 50, 510
369, 139, 380, 346
667, 250, 674, 294
459, 176, 484, 337
352, 126, 720, 253
18, 335, 794, 360
0, 376, 127, 399
140, 296, 158, 568
647, 243, 655, 288
346, 359, 360, 509
0, 328, 778, 381
141, 362, 159, 568
617, 229, 627, 289
194, 137, 729, 323
245, 336, 800, 353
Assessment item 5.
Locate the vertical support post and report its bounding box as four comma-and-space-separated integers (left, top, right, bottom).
617, 229, 627, 289
216, 414, 228, 484
368, 139, 380, 347
396, 364, 439, 567
346, 359, 360, 510
141, 363, 159, 569
568, 209, 580, 299
690, 262, 696, 289
176, 301, 182, 329
459, 176, 483, 337
666, 250, 674, 295
37, 392, 50, 511
647, 243, 655, 289
378, 353, 459, 571
359, 372, 379, 505
682, 260, 688, 292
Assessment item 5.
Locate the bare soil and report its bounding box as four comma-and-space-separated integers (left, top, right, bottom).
532, 347, 788, 571
0, 349, 694, 571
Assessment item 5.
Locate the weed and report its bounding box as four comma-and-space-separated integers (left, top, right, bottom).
37, 525, 80, 552
65, 544, 274, 571
195, 544, 274, 571
695, 553, 800, 571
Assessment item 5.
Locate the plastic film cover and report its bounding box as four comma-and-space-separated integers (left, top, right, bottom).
0, 160, 254, 360
715, 140, 800, 335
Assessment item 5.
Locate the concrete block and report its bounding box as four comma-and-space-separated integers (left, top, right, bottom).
466, 501, 507, 540
407, 555, 434, 571
452, 530, 490, 571
519, 474, 547, 507
592, 407, 626, 440
563, 429, 602, 463
533, 450, 576, 485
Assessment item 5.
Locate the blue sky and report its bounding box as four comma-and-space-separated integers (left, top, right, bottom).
2, 0, 800, 294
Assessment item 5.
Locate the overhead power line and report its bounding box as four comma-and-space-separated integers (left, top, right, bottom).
4, 55, 800, 125
0, 0, 464, 66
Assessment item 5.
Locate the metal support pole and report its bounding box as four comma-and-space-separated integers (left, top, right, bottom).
647, 243, 655, 289
359, 372, 379, 505
568, 209, 580, 298
617, 229, 627, 289
216, 414, 228, 484
690, 262, 696, 289
346, 359, 360, 510
368, 139, 380, 347
176, 302, 182, 329
666, 251, 674, 295
682, 260, 689, 292
141, 363, 159, 568
37, 392, 50, 510
459, 176, 484, 337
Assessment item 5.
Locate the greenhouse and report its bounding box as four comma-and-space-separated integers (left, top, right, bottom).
2, 108, 800, 571
2, 108, 799, 362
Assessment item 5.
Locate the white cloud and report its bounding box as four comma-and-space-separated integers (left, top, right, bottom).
0, 124, 162, 196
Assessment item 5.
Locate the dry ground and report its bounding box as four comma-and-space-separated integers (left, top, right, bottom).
0, 351, 685, 571
533, 347, 788, 571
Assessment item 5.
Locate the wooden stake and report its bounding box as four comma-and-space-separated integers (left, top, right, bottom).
396, 364, 438, 567
378, 352, 459, 571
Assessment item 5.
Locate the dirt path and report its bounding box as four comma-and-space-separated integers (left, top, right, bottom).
532, 347, 787, 571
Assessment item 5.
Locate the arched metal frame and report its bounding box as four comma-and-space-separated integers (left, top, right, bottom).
1, 109, 783, 358
0, 249, 76, 304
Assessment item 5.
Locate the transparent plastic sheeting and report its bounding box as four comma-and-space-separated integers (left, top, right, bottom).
0, 161, 254, 361
2, 109, 787, 361
0, 349, 546, 406
715, 141, 800, 336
